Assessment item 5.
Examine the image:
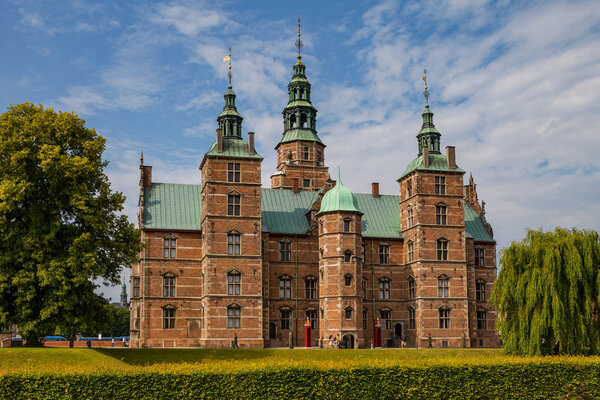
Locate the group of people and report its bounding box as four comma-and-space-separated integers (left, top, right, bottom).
327, 334, 346, 349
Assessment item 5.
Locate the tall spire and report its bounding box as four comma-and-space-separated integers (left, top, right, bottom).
296, 17, 303, 61
218, 48, 243, 138
423, 66, 429, 106
416, 68, 441, 155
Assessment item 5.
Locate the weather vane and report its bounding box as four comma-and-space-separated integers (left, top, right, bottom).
223, 48, 232, 85
296, 17, 303, 58
422, 66, 429, 105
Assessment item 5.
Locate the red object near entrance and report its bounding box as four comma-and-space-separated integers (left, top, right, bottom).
375, 318, 382, 348
304, 318, 312, 347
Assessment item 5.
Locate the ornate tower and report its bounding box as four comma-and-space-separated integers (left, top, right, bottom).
199, 53, 265, 347
271, 19, 329, 191
317, 173, 364, 349
398, 71, 469, 348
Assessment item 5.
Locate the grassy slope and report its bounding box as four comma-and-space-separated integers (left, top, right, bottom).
1, 348, 599, 375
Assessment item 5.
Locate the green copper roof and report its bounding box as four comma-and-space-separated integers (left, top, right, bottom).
317, 178, 362, 215
277, 129, 324, 147
218, 108, 243, 118
142, 184, 489, 241
285, 100, 315, 109
464, 203, 494, 242
201, 136, 263, 167
399, 153, 465, 180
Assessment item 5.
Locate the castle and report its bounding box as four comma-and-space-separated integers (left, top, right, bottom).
129, 38, 499, 349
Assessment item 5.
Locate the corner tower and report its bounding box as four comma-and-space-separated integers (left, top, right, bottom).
271, 19, 329, 192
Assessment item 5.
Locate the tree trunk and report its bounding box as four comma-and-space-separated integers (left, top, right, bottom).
69, 338, 74, 348
23, 335, 42, 347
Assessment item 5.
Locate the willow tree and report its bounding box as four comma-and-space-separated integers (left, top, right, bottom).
491, 228, 600, 356
0, 103, 140, 346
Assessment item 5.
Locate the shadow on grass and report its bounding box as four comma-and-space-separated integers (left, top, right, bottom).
94, 348, 278, 366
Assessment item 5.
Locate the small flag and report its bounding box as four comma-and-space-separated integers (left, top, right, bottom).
223, 55, 231, 62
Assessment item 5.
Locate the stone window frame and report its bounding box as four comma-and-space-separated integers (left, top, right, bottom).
279, 239, 292, 262
227, 303, 242, 329
434, 176, 446, 195
378, 276, 391, 300
227, 190, 242, 216
438, 305, 451, 329
378, 242, 390, 264
477, 308, 487, 330
343, 218, 352, 232
362, 278, 367, 299
379, 307, 392, 330
227, 230, 242, 255
304, 275, 317, 299
302, 146, 310, 160
162, 304, 176, 329
407, 240, 414, 262
303, 178, 311, 188
162, 272, 176, 297
279, 274, 292, 299
279, 306, 292, 330
436, 238, 449, 261
407, 205, 414, 227
227, 269, 242, 296
163, 233, 177, 258
408, 306, 416, 329
132, 276, 140, 298
475, 246, 485, 267
227, 162, 241, 183
435, 202, 448, 225
362, 308, 368, 330
344, 273, 353, 286
305, 308, 318, 330
408, 275, 416, 299
344, 306, 353, 320
437, 274, 450, 298
476, 279, 486, 302
344, 250, 352, 262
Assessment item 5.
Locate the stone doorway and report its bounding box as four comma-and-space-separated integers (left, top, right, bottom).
342, 334, 355, 349
269, 322, 277, 340
395, 323, 403, 339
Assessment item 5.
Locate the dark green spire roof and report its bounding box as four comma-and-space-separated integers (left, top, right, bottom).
416, 104, 441, 155
317, 171, 362, 215
217, 84, 243, 137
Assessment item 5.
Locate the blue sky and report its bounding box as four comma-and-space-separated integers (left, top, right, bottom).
2, 0, 599, 302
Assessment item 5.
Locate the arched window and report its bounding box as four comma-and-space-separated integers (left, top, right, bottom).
343, 218, 351, 232
408, 306, 416, 329
344, 273, 353, 286
279, 275, 292, 299
305, 276, 317, 299
408, 276, 415, 299
227, 270, 241, 295
438, 274, 449, 298
345, 307, 353, 320
476, 279, 486, 301
344, 250, 352, 262
437, 238, 448, 260
379, 277, 390, 299
438, 306, 450, 329
227, 304, 241, 329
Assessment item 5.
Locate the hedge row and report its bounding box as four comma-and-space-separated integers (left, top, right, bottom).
1, 363, 599, 400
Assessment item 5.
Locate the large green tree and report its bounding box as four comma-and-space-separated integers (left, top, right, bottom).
491, 228, 600, 356
0, 103, 140, 347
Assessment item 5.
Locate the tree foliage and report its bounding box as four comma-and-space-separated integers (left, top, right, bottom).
0, 103, 140, 346
490, 228, 600, 356
103, 307, 130, 338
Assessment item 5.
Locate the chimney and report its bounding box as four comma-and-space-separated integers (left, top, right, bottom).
292, 178, 299, 193
216, 128, 223, 153
371, 182, 380, 197
446, 146, 456, 169
422, 146, 430, 167
142, 166, 152, 187
248, 132, 255, 155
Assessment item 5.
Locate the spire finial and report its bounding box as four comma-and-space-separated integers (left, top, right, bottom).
223, 48, 232, 87
422, 66, 429, 105
296, 17, 303, 60
140, 151, 144, 166
337, 166, 342, 185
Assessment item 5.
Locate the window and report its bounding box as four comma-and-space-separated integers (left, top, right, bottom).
163, 238, 176, 258
435, 176, 446, 194
407, 241, 414, 262
407, 206, 414, 227
344, 274, 353, 286
133, 277, 140, 297
279, 276, 291, 299
279, 241, 291, 261
305, 276, 317, 299
303, 146, 309, 160
306, 309, 317, 329
228, 194, 240, 216
344, 251, 352, 262
407, 179, 412, 197
228, 162, 240, 182
228, 232, 241, 255
439, 307, 450, 329
476, 280, 486, 301
163, 276, 175, 297
363, 309, 368, 330
162, 308, 175, 329
477, 309, 487, 330
379, 277, 390, 299
280, 309, 291, 329
408, 276, 415, 299
380, 309, 392, 329
475, 248, 485, 266
437, 239, 448, 261
228, 271, 241, 295
362, 280, 367, 299
344, 218, 351, 232
303, 179, 310, 188
408, 306, 416, 329
438, 275, 449, 298
227, 305, 241, 329
436, 205, 447, 225
379, 244, 390, 264
345, 307, 353, 320
361, 243, 366, 263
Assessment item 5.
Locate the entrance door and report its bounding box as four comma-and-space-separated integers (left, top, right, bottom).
395, 323, 403, 338
269, 322, 277, 340
342, 334, 355, 349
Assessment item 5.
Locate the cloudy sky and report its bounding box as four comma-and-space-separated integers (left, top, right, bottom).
2, 0, 599, 302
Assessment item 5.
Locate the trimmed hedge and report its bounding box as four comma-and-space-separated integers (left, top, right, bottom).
1, 363, 599, 400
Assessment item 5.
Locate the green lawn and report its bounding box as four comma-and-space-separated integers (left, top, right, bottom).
1, 347, 598, 375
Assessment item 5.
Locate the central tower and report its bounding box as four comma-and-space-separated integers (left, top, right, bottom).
271, 19, 329, 191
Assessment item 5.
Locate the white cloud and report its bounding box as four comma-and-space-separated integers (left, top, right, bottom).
151, 3, 223, 36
